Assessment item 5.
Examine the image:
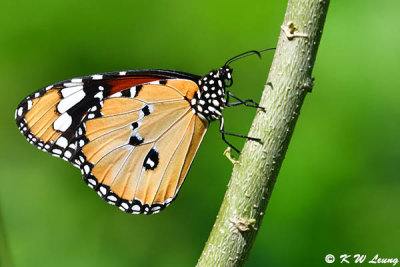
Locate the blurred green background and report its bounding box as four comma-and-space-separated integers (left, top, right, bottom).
1, 0, 399, 266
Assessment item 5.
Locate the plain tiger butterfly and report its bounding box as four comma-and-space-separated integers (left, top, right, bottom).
15, 48, 274, 214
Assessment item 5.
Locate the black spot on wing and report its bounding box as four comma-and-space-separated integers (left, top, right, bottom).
121, 89, 131, 97
131, 122, 139, 130
129, 134, 144, 146
141, 105, 151, 116
143, 148, 159, 170
135, 85, 142, 97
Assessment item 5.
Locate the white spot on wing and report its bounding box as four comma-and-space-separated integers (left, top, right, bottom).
58, 90, 86, 113
64, 82, 83, 87
53, 113, 72, 132
130, 87, 136, 96
94, 91, 103, 99
64, 150, 72, 158
92, 75, 103, 80
146, 158, 155, 168
109, 92, 122, 98
151, 206, 161, 212
148, 80, 160, 85
99, 186, 107, 195
61, 85, 83, 98
79, 139, 85, 147
56, 136, 68, 148
27, 100, 33, 110
52, 149, 62, 155
107, 195, 117, 202
83, 164, 90, 174
132, 205, 140, 212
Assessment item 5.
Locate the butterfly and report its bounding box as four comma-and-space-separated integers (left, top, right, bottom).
15, 49, 273, 214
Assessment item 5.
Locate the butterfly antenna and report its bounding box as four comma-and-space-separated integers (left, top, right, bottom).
224, 48, 276, 66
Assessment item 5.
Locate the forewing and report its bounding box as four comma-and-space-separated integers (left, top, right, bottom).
15, 70, 200, 166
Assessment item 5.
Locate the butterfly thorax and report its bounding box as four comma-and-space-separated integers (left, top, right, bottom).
190, 66, 233, 121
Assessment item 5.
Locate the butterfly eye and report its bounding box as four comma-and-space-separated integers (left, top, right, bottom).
225, 78, 233, 87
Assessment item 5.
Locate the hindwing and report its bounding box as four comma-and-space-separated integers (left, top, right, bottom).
74, 80, 208, 214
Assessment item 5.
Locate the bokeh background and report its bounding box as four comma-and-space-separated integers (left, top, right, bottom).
1, 0, 399, 266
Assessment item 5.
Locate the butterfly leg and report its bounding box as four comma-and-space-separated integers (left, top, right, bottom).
219, 117, 261, 153
225, 91, 265, 110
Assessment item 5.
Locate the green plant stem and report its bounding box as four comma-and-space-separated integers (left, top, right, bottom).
196, 0, 330, 266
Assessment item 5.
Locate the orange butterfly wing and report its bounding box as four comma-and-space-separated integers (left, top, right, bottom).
15, 70, 200, 165
74, 80, 208, 214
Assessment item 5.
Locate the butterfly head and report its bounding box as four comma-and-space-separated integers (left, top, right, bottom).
218, 66, 234, 87
198, 65, 233, 88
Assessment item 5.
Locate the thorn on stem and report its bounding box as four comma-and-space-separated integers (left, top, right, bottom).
281, 21, 309, 40
229, 217, 257, 232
